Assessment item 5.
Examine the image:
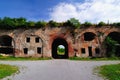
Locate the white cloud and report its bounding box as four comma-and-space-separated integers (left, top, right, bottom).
49, 0, 120, 23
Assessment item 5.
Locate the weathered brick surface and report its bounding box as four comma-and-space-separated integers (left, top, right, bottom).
0, 26, 119, 58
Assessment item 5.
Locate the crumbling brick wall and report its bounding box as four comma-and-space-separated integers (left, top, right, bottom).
0, 26, 119, 58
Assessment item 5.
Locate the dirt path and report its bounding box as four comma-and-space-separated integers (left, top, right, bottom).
0, 60, 120, 80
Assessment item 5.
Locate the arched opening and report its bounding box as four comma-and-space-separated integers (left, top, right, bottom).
0, 35, 14, 55
84, 32, 96, 41
52, 38, 68, 59
105, 32, 120, 57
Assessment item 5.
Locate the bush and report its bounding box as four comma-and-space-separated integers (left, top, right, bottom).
48, 20, 59, 27
64, 18, 81, 28
98, 21, 106, 26
35, 21, 47, 28
112, 22, 120, 27
83, 21, 92, 27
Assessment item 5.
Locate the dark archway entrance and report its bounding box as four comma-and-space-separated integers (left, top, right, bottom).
52, 38, 68, 59
105, 32, 120, 57
0, 35, 14, 55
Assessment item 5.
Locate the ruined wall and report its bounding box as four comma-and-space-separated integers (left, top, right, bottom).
0, 26, 120, 58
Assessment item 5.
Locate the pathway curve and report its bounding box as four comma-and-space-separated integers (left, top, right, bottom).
0, 60, 120, 80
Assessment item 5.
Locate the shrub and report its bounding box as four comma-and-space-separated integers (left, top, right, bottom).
64, 18, 81, 28
98, 21, 106, 26
48, 20, 59, 27
83, 21, 92, 27
35, 21, 47, 28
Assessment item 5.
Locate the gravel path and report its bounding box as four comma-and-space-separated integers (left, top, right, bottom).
0, 60, 120, 80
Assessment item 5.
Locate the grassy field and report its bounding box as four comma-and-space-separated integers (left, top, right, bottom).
69, 57, 120, 61
98, 64, 120, 80
0, 55, 51, 61
0, 64, 19, 79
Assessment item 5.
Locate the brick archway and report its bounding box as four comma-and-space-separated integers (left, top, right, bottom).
105, 31, 120, 57
52, 38, 68, 59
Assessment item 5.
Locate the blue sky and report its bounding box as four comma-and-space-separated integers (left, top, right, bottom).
0, 0, 83, 21
0, 0, 120, 23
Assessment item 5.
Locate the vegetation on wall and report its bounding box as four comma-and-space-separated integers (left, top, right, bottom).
83, 21, 92, 27
64, 18, 81, 28
105, 37, 118, 57
97, 21, 106, 26
0, 17, 120, 29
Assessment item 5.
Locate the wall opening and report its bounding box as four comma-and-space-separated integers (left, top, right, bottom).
88, 47, 92, 57
84, 32, 96, 41
26, 37, 30, 42
95, 48, 100, 54
105, 32, 120, 57
24, 48, 28, 54
0, 35, 14, 55
81, 48, 85, 54
35, 37, 39, 43
37, 47, 41, 54
52, 38, 68, 59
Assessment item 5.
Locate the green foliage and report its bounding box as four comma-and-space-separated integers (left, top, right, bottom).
99, 64, 120, 80
57, 46, 65, 55
0, 55, 51, 60
0, 17, 27, 29
105, 37, 118, 57
35, 21, 47, 28
69, 57, 120, 61
98, 21, 106, 26
27, 21, 35, 27
0, 17, 120, 29
83, 21, 92, 27
48, 20, 59, 27
0, 64, 19, 79
57, 47, 65, 53
64, 18, 81, 28
13, 17, 27, 28
112, 22, 120, 27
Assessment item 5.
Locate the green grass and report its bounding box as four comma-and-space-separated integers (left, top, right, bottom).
0, 64, 19, 79
0, 55, 51, 61
98, 64, 120, 80
69, 57, 120, 61
57, 52, 65, 55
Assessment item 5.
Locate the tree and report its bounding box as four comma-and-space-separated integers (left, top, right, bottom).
64, 18, 81, 28
27, 21, 35, 27
98, 21, 106, 26
15, 17, 27, 27
0, 17, 27, 29
35, 21, 47, 28
112, 22, 120, 27
1, 17, 15, 29
48, 20, 59, 27
83, 21, 92, 27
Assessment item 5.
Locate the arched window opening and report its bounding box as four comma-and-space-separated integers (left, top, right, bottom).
84, 32, 96, 41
